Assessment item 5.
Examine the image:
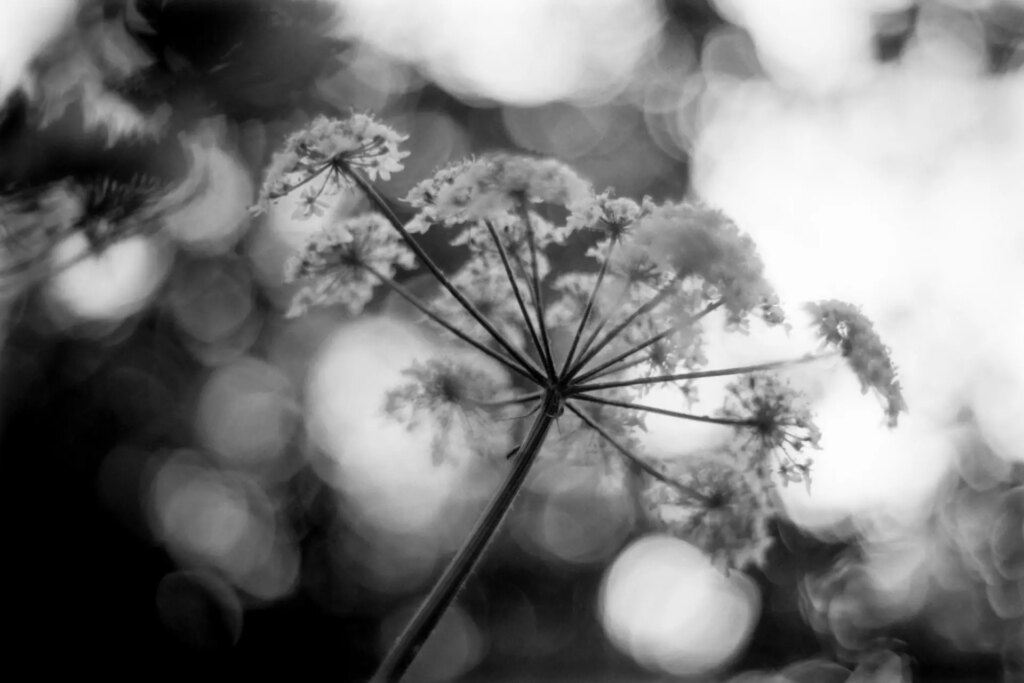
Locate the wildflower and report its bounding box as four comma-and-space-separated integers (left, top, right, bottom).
719, 372, 821, 486
567, 190, 645, 241
806, 300, 907, 427
430, 154, 592, 226
255, 113, 408, 214
283, 213, 414, 317
642, 456, 774, 570
629, 200, 778, 326
384, 356, 511, 464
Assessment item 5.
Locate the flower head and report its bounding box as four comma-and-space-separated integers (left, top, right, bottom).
629, 200, 778, 326
643, 456, 774, 570
720, 372, 821, 486
283, 212, 414, 317
806, 300, 907, 427
254, 113, 408, 215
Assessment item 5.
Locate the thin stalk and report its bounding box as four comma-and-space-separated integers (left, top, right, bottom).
361, 263, 539, 383
566, 281, 677, 380
572, 393, 755, 427
471, 391, 545, 409
516, 200, 556, 379
276, 161, 332, 198
574, 301, 722, 384
558, 240, 615, 378
371, 391, 562, 683
570, 353, 837, 394
340, 162, 546, 384
484, 221, 550, 378
565, 401, 706, 502
567, 278, 630, 377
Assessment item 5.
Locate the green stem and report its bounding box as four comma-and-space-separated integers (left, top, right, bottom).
516, 200, 556, 379
371, 391, 562, 683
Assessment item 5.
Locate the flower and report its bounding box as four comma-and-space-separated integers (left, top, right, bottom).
428, 154, 591, 226
254, 113, 408, 214
567, 190, 647, 244
642, 456, 774, 570
283, 212, 414, 317
719, 372, 821, 486
292, 186, 329, 219
384, 356, 511, 464
629, 200, 778, 326
806, 300, 907, 427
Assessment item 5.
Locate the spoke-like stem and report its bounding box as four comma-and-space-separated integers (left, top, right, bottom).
484, 221, 550, 378
565, 402, 706, 502
276, 161, 332, 197
471, 391, 545, 409
361, 263, 540, 383
572, 393, 755, 427
340, 162, 546, 384
568, 279, 630, 377
558, 240, 615, 378
570, 353, 837, 394
567, 281, 678, 380
574, 301, 723, 384
516, 200, 556, 379
372, 391, 562, 683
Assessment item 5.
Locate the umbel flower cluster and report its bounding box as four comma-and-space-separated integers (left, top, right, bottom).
261, 112, 905, 683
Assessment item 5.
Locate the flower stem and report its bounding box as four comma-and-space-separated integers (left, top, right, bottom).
371, 391, 562, 683
361, 263, 539, 383
559, 239, 615, 377
484, 221, 551, 379
572, 393, 755, 427
573, 300, 722, 384
339, 162, 547, 384
516, 200, 556, 378
570, 352, 837, 394
565, 401, 706, 502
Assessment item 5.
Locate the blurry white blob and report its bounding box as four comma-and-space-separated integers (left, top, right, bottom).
196, 356, 298, 471
601, 534, 760, 676
306, 316, 473, 535
0, 0, 76, 102
514, 462, 633, 566
682, 4, 1024, 534
162, 121, 254, 254
333, 0, 664, 104
149, 451, 299, 601
712, 0, 914, 92
46, 233, 170, 322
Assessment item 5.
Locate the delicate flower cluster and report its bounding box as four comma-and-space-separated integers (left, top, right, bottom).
806, 300, 907, 427
567, 191, 647, 242
254, 113, 408, 215
720, 372, 821, 490
621, 201, 780, 326
283, 213, 414, 317
642, 456, 774, 571
405, 154, 592, 230
384, 356, 511, 464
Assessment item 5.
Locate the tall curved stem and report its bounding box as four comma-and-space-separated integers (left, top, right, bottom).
371, 391, 562, 683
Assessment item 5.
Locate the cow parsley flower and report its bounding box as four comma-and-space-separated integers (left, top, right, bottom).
720, 373, 821, 488
642, 456, 774, 570
806, 300, 907, 427
430, 154, 591, 225
283, 213, 414, 317
567, 190, 645, 242
629, 200, 777, 326
254, 113, 408, 215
